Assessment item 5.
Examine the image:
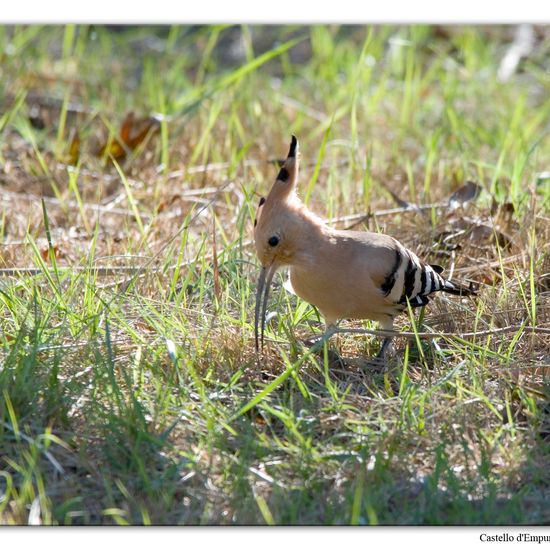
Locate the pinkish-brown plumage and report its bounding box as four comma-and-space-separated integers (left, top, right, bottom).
253, 136, 475, 357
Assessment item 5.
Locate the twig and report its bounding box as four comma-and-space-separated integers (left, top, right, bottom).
333, 324, 550, 340
325, 202, 447, 229
0, 184, 234, 221
0, 266, 153, 276
0, 241, 255, 278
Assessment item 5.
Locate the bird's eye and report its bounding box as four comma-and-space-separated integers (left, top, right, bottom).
268, 236, 279, 247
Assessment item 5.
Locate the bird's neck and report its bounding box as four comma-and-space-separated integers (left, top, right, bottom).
286, 198, 334, 268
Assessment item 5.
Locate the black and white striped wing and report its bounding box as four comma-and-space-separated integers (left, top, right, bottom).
380, 247, 447, 309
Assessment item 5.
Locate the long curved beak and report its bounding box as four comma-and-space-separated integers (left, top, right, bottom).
254, 264, 277, 352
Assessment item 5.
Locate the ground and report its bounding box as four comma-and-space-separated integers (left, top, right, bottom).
0, 25, 549, 525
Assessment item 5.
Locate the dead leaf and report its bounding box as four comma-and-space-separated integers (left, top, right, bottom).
28, 103, 46, 130
477, 270, 501, 285
491, 200, 517, 232
134, 320, 156, 333
156, 194, 181, 213
468, 223, 512, 250
97, 112, 160, 160
119, 111, 135, 144
126, 118, 160, 150
67, 130, 80, 166
448, 181, 482, 209
40, 244, 63, 262
98, 138, 125, 159
386, 187, 411, 209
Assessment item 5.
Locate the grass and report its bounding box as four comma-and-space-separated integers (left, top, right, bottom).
0, 24, 549, 525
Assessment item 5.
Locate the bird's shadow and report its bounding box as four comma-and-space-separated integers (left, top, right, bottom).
297, 337, 442, 397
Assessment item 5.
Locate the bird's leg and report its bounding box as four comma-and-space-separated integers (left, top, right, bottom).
376, 318, 396, 360
303, 321, 337, 347
377, 337, 395, 359
320, 322, 338, 348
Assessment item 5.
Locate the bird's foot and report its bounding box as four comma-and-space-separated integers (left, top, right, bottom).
376, 337, 396, 361
302, 335, 324, 348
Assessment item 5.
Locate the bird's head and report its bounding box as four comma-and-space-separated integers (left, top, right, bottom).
253, 135, 302, 351
253, 135, 301, 268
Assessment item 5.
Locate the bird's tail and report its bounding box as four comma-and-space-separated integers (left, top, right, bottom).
441, 278, 477, 296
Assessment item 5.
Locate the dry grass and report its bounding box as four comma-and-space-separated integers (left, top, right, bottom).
0, 24, 549, 525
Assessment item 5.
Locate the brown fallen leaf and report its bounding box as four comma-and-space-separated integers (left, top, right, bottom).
134, 320, 156, 333
126, 119, 160, 150
156, 194, 180, 213
97, 112, 160, 160
28, 103, 47, 130
448, 180, 482, 209
465, 222, 513, 250
444, 216, 513, 251
254, 414, 266, 426
67, 130, 80, 166
119, 111, 134, 144
40, 244, 63, 262
491, 200, 517, 234
386, 186, 411, 209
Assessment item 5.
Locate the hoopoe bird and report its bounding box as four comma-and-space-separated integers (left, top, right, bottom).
253, 136, 476, 358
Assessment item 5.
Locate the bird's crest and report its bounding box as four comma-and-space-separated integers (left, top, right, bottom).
254, 136, 300, 231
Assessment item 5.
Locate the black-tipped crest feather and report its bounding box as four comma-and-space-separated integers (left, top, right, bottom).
277, 167, 290, 182
288, 135, 298, 158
